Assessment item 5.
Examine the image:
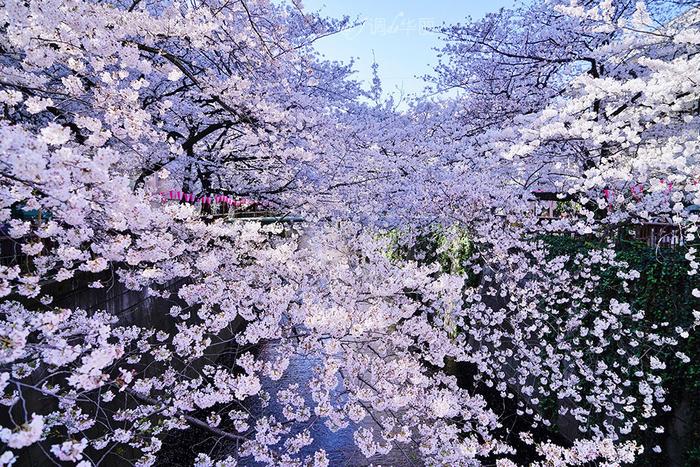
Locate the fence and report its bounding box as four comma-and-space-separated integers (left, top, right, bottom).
630, 222, 684, 248
532, 197, 685, 249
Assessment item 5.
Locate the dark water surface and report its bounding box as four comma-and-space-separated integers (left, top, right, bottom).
239, 343, 422, 466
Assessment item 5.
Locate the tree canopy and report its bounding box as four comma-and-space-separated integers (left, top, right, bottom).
1, 0, 699, 465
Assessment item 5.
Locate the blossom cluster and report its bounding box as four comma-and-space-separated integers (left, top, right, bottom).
0, 0, 699, 465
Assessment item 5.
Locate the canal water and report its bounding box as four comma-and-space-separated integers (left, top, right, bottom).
239, 343, 423, 466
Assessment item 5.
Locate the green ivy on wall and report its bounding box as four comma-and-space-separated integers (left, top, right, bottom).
542, 235, 700, 466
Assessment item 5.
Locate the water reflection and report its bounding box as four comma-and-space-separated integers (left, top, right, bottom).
240, 343, 422, 466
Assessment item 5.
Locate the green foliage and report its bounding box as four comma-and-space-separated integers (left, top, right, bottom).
386, 228, 475, 276
542, 235, 700, 465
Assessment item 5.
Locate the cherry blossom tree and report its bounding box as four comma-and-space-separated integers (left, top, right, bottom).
422, 0, 700, 457
1, 0, 699, 465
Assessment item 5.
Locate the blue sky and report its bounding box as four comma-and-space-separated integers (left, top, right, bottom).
303, 0, 517, 103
